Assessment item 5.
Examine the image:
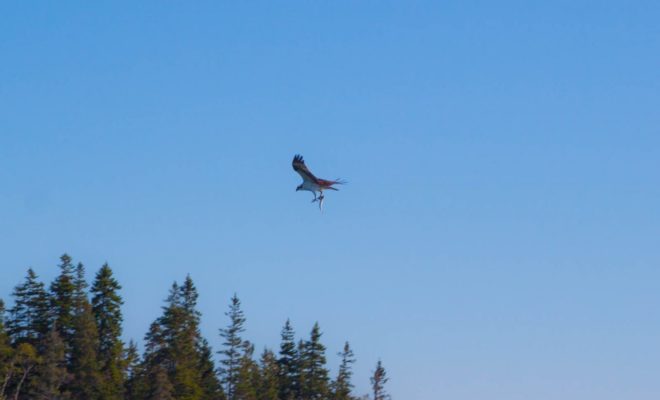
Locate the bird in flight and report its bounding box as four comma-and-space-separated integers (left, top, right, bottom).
292, 154, 344, 210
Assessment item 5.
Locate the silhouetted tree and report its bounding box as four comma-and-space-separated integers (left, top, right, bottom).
332, 342, 356, 400
370, 360, 388, 400
219, 294, 246, 400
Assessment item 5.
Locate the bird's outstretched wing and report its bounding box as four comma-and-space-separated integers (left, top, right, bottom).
292, 154, 319, 183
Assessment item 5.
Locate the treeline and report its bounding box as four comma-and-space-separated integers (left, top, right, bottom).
0, 254, 390, 400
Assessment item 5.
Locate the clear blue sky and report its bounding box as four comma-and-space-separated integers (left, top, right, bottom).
1, 2, 659, 399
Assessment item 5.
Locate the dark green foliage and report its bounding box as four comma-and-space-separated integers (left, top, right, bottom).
123, 339, 142, 398
257, 349, 279, 400
370, 360, 388, 400
332, 342, 356, 400
299, 322, 330, 400
277, 319, 299, 400
148, 364, 174, 400
10, 342, 40, 399
233, 341, 259, 400
50, 254, 77, 359
73, 263, 88, 311
7, 269, 51, 345
139, 277, 221, 400
6, 269, 51, 397
69, 301, 102, 400
2, 256, 384, 400
198, 339, 225, 400
166, 278, 204, 399
0, 299, 15, 399
91, 263, 125, 400
219, 294, 246, 400
28, 326, 70, 399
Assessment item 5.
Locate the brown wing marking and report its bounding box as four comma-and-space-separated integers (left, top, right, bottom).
292, 154, 319, 183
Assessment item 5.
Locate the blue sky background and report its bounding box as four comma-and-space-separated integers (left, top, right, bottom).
1, 2, 659, 399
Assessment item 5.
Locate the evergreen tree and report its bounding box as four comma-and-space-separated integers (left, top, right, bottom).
198, 338, 225, 400
10, 343, 40, 400
69, 301, 102, 400
257, 348, 279, 400
219, 294, 246, 400
3, 259, 390, 400
332, 342, 356, 400
128, 324, 164, 400
140, 278, 214, 400
28, 326, 69, 400
50, 254, 77, 360
72, 263, 87, 311
167, 278, 204, 399
91, 263, 125, 400
7, 268, 50, 345
296, 339, 304, 397
148, 364, 174, 400
277, 319, 298, 400
299, 323, 330, 400
0, 299, 15, 399
370, 360, 388, 400
123, 340, 143, 399
233, 341, 258, 400
180, 276, 201, 327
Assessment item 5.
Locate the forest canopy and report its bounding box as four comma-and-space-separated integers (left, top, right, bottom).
0, 254, 389, 400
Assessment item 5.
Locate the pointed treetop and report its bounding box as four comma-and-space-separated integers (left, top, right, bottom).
371, 360, 389, 400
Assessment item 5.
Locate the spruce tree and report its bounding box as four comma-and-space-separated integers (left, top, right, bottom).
257, 348, 279, 400
69, 301, 102, 400
277, 319, 298, 400
299, 323, 330, 400
28, 326, 69, 399
10, 342, 39, 400
370, 360, 388, 400
72, 263, 87, 306
8, 268, 51, 345
130, 323, 165, 400
50, 254, 77, 360
198, 338, 225, 400
123, 340, 143, 399
0, 299, 15, 399
233, 341, 258, 400
140, 277, 214, 400
91, 263, 125, 400
148, 364, 175, 400
167, 278, 204, 399
219, 294, 246, 400
332, 342, 356, 400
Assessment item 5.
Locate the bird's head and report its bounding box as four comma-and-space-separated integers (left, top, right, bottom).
296, 184, 302, 191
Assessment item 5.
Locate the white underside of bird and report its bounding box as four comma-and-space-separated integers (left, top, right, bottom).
292, 154, 344, 211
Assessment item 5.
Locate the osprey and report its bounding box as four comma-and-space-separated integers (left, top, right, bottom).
292, 154, 344, 210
